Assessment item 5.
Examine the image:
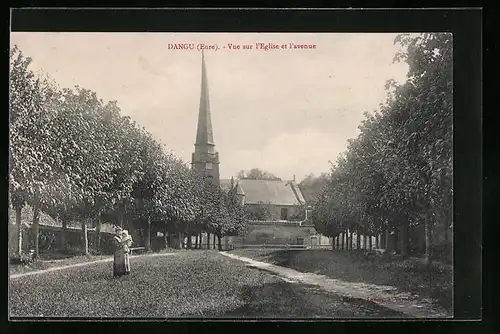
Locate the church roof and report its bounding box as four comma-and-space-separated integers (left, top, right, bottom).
220, 179, 305, 206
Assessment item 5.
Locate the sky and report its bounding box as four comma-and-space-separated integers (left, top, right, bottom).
10, 32, 409, 182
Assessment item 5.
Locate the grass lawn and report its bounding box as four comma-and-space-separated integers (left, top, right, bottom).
9, 250, 404, 318
9, 252, 111, 276
229, 249, 453, 313
8, 248, 182, 276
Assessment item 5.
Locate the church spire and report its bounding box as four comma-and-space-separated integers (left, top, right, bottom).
195, 50, 214, 146
191, 51, 220, 186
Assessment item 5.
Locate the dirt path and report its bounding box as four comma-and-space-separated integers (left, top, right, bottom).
221, 252, 451, 318
9, 253, 176, 279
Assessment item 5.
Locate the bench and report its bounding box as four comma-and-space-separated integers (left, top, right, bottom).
235, 244, 308, 250
130, 247, 146, 255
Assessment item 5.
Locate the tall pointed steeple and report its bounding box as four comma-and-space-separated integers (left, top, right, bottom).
192, 51, 220, 185
196, 51, 214, 146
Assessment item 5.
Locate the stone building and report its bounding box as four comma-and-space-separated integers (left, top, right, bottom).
191, 52, 322, 248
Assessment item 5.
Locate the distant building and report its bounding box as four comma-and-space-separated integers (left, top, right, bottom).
220, 178, 305, 221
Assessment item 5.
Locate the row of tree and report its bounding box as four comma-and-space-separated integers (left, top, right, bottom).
9, 45, 247, 257
312, 33, 453, 265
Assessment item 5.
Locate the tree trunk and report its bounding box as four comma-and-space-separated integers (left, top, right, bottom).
212, 234, 216, 249
349, 230, 354, 250
81, 220, 89, 255
425, 214, 433, 266
368, 235, 373, 250
381, 230, 386, 249
145, 216, 151, 251
178, 232, 183, 249
186, 225, 193, 249
118, 210, 124, 227
443, 213, 450, 261
340, 232, 345, 250
385, 230, 390, 251
32, 204, 41, 258
167, 224, 170, 249
400, 222, 408, 258
195, 234, 199, 249
217, 235, 222, 251
363, 235, 368, 249
394, 228, 400, 253
60, 217, 68, 251
95, 214, 102, 252
15, 205, 22, 257
206, 232, 210, 249
356, 233, 361, 250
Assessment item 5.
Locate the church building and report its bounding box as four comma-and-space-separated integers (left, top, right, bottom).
191, 52, 306, 221
191, 52, 324, 248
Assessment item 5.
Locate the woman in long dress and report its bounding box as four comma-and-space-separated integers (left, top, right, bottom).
113, 227, 126, 277
121, 230, 133, 275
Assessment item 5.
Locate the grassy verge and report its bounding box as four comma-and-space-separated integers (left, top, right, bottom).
9, 251, 112, 276
229, 249, 453, 312
9, 247, 186, 276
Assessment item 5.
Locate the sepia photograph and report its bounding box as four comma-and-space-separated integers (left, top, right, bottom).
9, 30, 453, 319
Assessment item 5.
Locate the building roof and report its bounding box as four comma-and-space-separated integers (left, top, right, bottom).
235, 182, 245, 196
220, 178, 305, 206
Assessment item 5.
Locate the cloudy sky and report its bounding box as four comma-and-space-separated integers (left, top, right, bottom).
10, 32, 409, 182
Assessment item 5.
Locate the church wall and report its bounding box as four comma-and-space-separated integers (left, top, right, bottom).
227, 222, 328, 246
245, 204, 301, 221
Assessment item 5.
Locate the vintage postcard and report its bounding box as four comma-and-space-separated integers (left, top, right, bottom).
9, 27, 455, 319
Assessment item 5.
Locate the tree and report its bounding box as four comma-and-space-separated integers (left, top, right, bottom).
245, 201, 272, 221
54, 87, 121, 255
9, 45, 61, 257
299, 173, 330, 203
391, 33, 452, 264
224, 184, 248, 238
237, 168, 282, 181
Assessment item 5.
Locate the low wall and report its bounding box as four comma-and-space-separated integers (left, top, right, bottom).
8, 222, 115, 256
226, 221, 330, 247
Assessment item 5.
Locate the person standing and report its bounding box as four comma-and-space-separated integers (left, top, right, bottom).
113, 227, 126, 277
121, 230, 133, 275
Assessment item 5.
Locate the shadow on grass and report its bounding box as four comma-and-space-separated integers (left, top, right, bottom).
212, 281, 406, 319
231, 249, 453, 312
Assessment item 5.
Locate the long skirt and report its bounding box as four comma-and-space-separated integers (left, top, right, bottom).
113, 249, 126, 277
124, 252, 131, 274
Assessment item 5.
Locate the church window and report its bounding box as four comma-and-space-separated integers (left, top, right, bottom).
281, 208, 288, 220
206, 162, 213, 170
